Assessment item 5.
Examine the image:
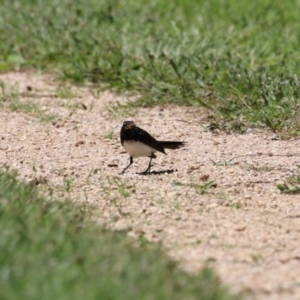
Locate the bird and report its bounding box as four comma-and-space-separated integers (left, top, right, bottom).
120, 121, 185, 174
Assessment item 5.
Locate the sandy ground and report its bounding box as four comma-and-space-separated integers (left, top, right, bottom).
1, 71, 300, 300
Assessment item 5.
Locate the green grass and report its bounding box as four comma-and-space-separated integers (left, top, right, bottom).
1, 0, 300, 132
277, 165, 300, 194
0, 170, 239, 300
174, 180, 217, 194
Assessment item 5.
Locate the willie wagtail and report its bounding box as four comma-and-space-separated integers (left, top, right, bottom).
120, 121, 185, 174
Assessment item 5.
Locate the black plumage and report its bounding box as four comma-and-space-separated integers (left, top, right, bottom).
120, 121, 185, 174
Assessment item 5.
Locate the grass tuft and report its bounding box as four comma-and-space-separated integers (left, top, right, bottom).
277, 165, 300, 194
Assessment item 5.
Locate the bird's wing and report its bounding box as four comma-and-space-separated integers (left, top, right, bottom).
136, 127, 166, 154
120, 131, 125, 145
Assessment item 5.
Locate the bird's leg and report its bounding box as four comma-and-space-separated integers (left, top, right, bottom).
141, 153, 154, 174
120, 156, 133, 174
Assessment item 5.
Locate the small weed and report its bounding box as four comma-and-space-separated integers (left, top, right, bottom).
205, 119, 249, 134
41, 176, 77, 201
277, 183, 300, 194
172, 198, 182, 210
83, 188, 89, 202
90, 88, 102, 99
0, 82, 32, 113
56, 97, 86, 113
0, 81, 57, 121
103, 125, 119, 139
56, 85, 78, 99
9, 100, 40, 114
101, 176, 134, 199
211, 159, 233, 167
38, 113, 57, 123
205, 257, 217, 264
250, 253, 263, 263
174, 180, 217, 194
225, 200, 243, 209
117, 182, 131, 198
120, 188, 130, 198
288, 165, 300, 183
220, 244, 235, 249
0, 81, 20, 103
191, 181, 217, 194
277, 165, 300, 194
62, 176, 76, 194
244, 163, 273, 172
106, 103, 137, 119
85, 168, 96, 185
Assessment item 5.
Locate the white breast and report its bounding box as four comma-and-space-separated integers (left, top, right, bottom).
123, 141, 156, 158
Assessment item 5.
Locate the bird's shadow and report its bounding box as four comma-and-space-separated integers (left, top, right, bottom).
137, 169, 177, 176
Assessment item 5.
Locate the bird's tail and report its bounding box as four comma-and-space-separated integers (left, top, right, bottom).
159, 141, 185, 150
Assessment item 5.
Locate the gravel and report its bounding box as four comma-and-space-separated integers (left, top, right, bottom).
1, 71, 300, 300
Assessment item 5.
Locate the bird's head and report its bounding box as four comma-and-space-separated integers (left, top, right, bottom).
122, 121, 136, 131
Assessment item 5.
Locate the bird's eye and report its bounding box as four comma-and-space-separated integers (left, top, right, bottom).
125, 122, 135, 130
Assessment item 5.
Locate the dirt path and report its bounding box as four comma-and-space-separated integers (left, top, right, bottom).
1, 71, 300, 300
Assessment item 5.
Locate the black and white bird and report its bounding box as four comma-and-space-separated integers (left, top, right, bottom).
120, 121, 185, 174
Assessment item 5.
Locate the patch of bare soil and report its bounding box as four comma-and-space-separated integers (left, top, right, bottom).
1, 71, 300, 300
